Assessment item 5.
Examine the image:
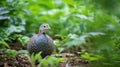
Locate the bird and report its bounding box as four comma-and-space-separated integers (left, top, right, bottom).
27, 24, 54, 58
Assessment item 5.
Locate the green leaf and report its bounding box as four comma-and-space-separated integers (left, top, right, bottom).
63, 0, 75, 6
81, 53, 103, 61
0, 41, 10, 48
18, 50, 29, 54
18, 36, 30, 46
5, 49, 18, 58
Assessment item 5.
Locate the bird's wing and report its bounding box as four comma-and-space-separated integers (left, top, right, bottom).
27, 35, 38, 53
46, 35, 55, 49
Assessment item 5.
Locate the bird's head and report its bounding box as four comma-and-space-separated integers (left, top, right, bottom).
39, 24, 51, 34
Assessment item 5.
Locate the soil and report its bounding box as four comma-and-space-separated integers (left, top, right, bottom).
0, 41, 89, 67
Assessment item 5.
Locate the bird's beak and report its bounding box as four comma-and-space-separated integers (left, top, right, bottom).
45, 25, 51, 29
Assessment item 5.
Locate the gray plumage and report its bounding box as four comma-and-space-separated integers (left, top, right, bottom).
27, 24, 54, 58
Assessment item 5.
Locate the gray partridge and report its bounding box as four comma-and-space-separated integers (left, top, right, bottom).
27, 24, 54, 58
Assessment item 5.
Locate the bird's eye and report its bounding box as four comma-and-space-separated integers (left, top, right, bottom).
44, 26, 46, 28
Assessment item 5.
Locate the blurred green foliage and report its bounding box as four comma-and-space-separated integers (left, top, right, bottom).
0, 0, 120, 67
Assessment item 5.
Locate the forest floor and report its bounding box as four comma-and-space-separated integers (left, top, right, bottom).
0, 42, 89, 67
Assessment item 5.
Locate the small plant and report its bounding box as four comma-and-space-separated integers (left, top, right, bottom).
0, 40, 10, 48
81, 52, 103, 61
39, 56, 65, 67
27, 52, 42, 67
27, 52, 65, 67
18, 35, 30, 47
5, 49, 19, 58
